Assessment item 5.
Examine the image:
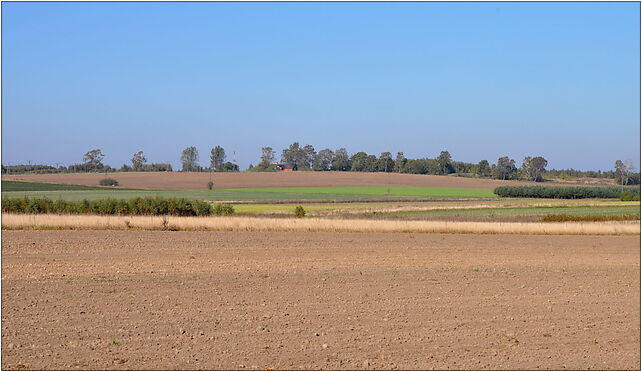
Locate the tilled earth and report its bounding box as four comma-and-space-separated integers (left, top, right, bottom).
2, 231, 640, 370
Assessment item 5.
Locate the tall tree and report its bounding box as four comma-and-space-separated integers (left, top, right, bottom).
350, 152, 377, 172
378, 152, 394, 172
615, 159, 634, 191
436, 151, 454, 175
494, 156, 517, 180
529, 156, 548, 182
210, 146, 226, 172
521, 157, 533, 179
83, 149, 105, 171
332, 148, 351, 171
302, 144, 316, 169
394, 152, 406, 173
181, 146, 199, 172
282, 142, 303, 169
259, 147, 276, 169
476, 160, 491, 177
313, 149, 334, 171
131, 151, 147, 171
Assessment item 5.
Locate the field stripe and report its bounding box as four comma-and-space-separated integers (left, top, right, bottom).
2, 214, 639, 235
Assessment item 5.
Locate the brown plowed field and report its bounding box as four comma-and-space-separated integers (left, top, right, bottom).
4, 171, 566, 190
2, 231, 639, 370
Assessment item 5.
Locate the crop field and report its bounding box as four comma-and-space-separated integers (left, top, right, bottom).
2, 171, 575, 190
2, 230, 639, 370
2, 172, 640, 370
1, 185, 496, 202
345, 205, 641, 222
226, 186, 496, 198
1, 180, 125, 191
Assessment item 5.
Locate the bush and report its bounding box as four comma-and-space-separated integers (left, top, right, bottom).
494, 185, 641, 199
620, 191, 641, 201
1, 197, 226, 217
294, 206, 306, 218
207, 181, 214, 190
212, 203, 234, 215
99, 178, 119, 186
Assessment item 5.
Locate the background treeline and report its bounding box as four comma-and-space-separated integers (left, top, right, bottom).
1, 197, 235, 216
493, 185, 641, 200
2, 144, 639, 185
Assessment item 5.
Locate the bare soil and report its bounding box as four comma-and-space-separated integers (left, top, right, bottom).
4, 171, 569, 190
2, 231, 640, 370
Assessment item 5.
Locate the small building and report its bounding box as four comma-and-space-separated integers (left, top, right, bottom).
275, 164, 297, 171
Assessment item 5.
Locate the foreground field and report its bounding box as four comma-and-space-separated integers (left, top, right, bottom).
3, 214, 639, 235
2, 231, 639, 370
3, 171, 570, 190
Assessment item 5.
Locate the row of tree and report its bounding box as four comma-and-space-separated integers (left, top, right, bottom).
247, 142, 551, 181
2, 145, 639, 186
179, 146, 239, 172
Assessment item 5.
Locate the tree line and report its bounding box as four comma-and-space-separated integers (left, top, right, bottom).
246, 143, 548, 181
1, 144, 639, 185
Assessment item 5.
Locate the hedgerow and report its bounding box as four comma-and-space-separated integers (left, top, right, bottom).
1, 197, 234, 216
493, 185, 640, 199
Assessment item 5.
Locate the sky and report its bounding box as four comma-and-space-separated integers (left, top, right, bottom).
2, 2, 640, 171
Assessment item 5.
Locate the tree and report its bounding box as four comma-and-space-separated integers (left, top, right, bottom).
350, 152, 370, 172
259, 147, 276, 169
313, 149, 334, 171
394, 152, 407, 173
436, 151, 454, 175
210, 146, 226, 172
521, 157, 532, 179
83, 149, 105, 171
615, 160, 634, 191
404, 159, 428, 174
302, 145, 316, 169
377, 152, 394, 172
331, 148, 351, 171
494, 156, 517, 180
221, 162, 239, 172
350, 152, 377, 172
131, 151, 147, 171
476, 160, 491, 177
530, 156, 548, 182
181, 146, 199, 172
282, 142, 304, 169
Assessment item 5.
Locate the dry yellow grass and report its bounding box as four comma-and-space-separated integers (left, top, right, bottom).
2, 213, 639, 235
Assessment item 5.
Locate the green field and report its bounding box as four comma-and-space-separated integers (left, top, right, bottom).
2, 180, 126, 191
1, 185, 496, 201
225, 186, 496, 198
349, 205, 640, 221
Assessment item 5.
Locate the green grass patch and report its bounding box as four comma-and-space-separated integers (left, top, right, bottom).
233, 203, 398, 214
1, 186, 495, 202
351, 205, 641, 221
225, 186, 496, 198
2, 180, 128, 191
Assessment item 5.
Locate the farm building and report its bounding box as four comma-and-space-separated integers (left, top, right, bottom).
275, 164, 297, 171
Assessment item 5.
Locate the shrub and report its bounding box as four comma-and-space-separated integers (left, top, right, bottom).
294, 206, 306, 218
99, 178, 119, 186
1, 197, 225, 217
207, 181, 214, 190
620, 191, 641, 201
494, 185, 640, 199
212, 203, 234, 215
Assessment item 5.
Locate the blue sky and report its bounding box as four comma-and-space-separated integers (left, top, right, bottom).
2, 2, 640, 171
